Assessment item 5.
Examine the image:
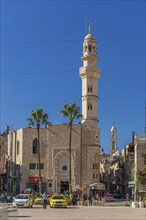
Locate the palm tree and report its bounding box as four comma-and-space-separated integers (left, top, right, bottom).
27, 109, 48, 194
60, 103, 82, 193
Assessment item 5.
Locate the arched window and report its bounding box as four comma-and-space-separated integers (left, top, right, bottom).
88, 86, 92, 93
112, 141, 115, 150
32, 138, 38, 154
88, 45, 92, 52
17, 141, 20, 155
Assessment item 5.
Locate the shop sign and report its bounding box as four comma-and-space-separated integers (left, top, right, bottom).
128, 181, 135, 188
29, 176, 43, 183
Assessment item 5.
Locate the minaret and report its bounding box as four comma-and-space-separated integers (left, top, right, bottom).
79, 23, 100, 128
110, 124, 118, 157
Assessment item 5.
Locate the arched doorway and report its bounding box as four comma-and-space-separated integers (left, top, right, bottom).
53, 150, 74, 193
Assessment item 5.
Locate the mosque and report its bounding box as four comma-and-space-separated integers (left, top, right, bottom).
6, 26, 102, 194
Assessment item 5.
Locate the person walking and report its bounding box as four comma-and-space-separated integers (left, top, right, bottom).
42, 192, 47, 209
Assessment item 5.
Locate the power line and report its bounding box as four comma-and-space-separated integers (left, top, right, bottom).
0, 93, 145, 109
0, 35, 145, 46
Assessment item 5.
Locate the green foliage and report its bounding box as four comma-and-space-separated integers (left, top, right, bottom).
141, 153, 146, 165
60, 103, 82, 125
26, 109, 48, 194
27, 109, 48, 128
137, 168, 146, 187
137, 153, 146, 187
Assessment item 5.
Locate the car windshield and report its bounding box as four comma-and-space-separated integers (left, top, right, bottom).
52, 196, 64, 200
16, 195, 29, 199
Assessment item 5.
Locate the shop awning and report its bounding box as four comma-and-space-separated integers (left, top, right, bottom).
138, 189, 146, 193
89, 182, 105, 190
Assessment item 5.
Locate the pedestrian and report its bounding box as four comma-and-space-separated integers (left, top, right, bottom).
82, 193, 87, 206
42, 192, 47, 209
88, 194, 92, 206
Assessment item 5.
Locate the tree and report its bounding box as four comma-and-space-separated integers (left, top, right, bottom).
60, 103, 82, 193
27, 109, 48, 194
137, 153, 146, 187
137, 168, 146, 187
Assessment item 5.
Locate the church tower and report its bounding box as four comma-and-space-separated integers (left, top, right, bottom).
110, 124, 118, 157
80, 24, 100, 128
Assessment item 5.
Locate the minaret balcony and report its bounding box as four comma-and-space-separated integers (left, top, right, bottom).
80, 67, 100, 78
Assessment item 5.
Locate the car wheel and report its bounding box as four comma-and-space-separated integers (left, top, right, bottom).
50, 205, 52, 208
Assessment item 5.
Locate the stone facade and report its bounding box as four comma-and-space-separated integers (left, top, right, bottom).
7, 124, 100, 194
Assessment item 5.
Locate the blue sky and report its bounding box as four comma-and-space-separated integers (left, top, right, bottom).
1, 0, 145, 153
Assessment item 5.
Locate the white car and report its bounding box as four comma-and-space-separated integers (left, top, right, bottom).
13, 194, 33, 208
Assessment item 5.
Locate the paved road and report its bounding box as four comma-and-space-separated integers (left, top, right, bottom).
10, 205, 146, 220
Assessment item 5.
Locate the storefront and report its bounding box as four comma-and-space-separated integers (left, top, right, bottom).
26, 176, 46, 193
89, 182, 105, 197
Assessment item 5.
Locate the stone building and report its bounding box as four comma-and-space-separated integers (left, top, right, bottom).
6, 27, 101, 194
0, 126, 9, 191
0, 133, 6, 190
122, 133, 146, 200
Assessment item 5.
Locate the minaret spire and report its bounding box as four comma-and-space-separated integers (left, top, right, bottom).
88, 22, 92, 34
80, 26, 100, 128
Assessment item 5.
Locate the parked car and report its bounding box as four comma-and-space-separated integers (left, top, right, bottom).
6, 193, 14, 203
113, 192, 122, 199
103, 194, 115, 202
13, 194, 33, 208
33, 196, 43, 205
50, 194, 67, 208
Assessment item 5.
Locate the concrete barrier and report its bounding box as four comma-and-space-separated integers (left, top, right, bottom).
139, 201, 144, 208
0, 203, 8, 220
131, 201, 139, 208
0, 204, 17, 220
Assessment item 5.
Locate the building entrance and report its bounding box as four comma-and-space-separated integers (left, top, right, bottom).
29, 183, 39, 192
60, 181, 69, 193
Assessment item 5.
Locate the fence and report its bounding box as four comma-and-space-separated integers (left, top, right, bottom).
0, 204, 17, 220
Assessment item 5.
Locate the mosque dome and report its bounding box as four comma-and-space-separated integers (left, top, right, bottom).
84, 33, 96, 42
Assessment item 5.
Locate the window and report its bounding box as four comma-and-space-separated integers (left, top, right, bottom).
48, 183, 52, 188
29, 163, 36, 169
17, 141, 20, 155
88, 86, 92, 93
88, 103, 92, 110
112, 141, 115, 149
32, 139, 38, 154
37, 163, 44, 169
88, 45, 92, 52
93, 174, 95, 179
62, 165, 67, 171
